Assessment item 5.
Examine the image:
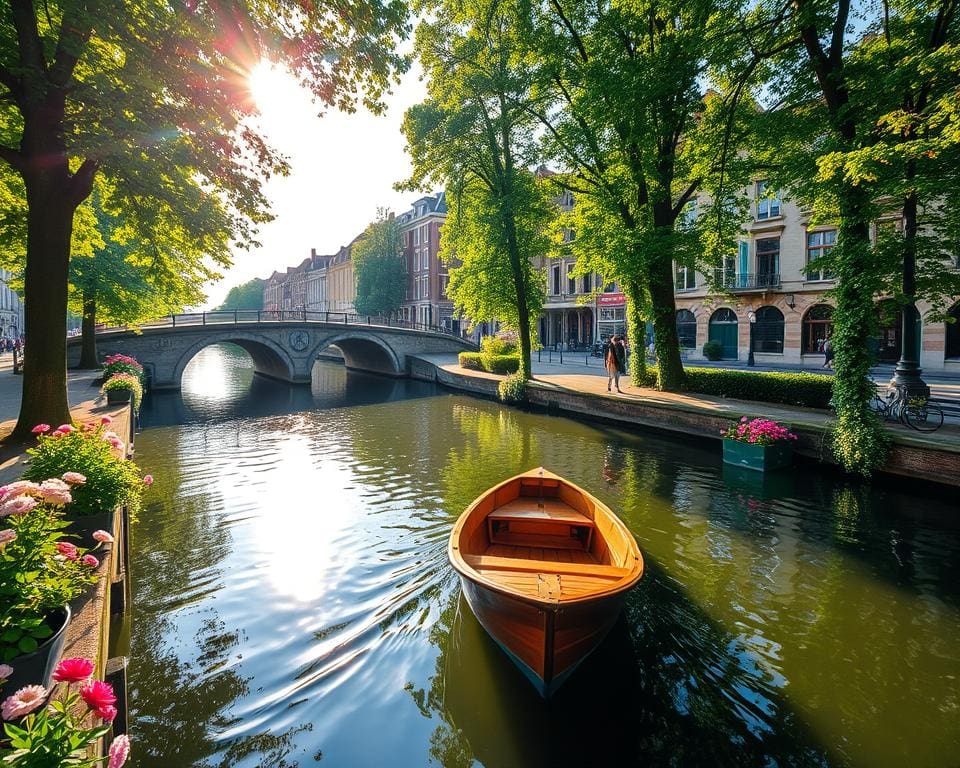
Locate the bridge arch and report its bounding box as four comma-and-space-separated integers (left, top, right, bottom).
172, 333, 297, 388
309, 332, 403, 377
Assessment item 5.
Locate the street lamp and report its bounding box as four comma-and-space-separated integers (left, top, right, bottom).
747, 309, 756, 367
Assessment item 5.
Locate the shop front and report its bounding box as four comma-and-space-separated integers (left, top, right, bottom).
596, 293, 627, 343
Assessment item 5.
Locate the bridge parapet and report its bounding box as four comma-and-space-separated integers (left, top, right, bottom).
68, 314, 477, 390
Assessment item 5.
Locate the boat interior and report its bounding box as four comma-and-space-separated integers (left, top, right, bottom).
458, 474, 636, 600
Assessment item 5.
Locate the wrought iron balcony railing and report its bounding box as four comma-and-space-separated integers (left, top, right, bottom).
712, 272, 781, 291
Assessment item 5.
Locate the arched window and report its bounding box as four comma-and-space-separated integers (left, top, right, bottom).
753, 306, 784, 353
803, 304, 834, 354
708, 308, 739, 359
676, 309, 697, 349
947, 303, 960, 360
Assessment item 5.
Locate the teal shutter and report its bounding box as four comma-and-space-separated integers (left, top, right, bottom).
738, 241, 749, 288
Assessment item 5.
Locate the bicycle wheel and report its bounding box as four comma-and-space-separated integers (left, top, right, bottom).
904, 401, 944, 432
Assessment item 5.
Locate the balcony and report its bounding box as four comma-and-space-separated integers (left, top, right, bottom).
713, 272, 781, 292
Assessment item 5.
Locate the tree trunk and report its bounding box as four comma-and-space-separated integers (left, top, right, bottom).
77, 295, 99, 369
12, 173, 75, 436
648, 199, 685, 391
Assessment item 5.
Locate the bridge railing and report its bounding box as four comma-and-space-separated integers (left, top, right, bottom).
92, 310, 474, 341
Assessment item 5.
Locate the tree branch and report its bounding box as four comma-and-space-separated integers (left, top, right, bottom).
50, 4, 94, 87
10, 0, 48, 76
69, 158, 99, 206
549, 0, 589, 63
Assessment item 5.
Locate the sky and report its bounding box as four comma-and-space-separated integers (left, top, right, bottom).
203, 62, 428, 309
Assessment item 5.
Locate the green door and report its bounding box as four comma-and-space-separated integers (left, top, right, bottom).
709, 309, 739, 359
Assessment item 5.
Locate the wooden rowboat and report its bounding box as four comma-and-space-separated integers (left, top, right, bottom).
448, 467, 644, 697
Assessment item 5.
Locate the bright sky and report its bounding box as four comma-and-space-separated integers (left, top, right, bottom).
203, 62, 428, 309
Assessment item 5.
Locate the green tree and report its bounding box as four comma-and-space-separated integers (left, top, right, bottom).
530, 0, 752, 391
0, 0, 408, 437
352, 210, 406, 317
215, 279, 265, 312
401, 0, 550, 379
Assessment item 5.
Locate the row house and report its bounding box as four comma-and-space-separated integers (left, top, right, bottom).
397, 193, 453, 330
671, 181, 960, 372
263, 246, 352, 315
0, 269, 24, 339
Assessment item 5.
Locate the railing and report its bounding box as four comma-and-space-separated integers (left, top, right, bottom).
715, 273, 781, 291
87, 310, 473, 341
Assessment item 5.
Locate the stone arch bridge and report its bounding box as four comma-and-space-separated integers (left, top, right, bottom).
66, 311, 477, 390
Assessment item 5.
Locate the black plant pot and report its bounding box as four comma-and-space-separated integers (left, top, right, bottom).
1, 605, 72, 695
106, 388, 132, 405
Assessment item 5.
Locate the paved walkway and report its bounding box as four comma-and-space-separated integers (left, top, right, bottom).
419, 353, 960, 452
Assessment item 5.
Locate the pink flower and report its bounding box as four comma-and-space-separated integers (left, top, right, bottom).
1, 685, 47, 720
62, 472, 87, 485
99, 704, 118, 722
52, 657, 95, 683
0, 664, 12, 680
0, 481, 41, 501
55, 424, 75, 433
108, 734, 131, 768
82, 554, 99, 568
0, 529, 15, 547
109, 438, 125, 451
79, 680, 116, 713
0, 495, 38, 517
92, 530, 114, 544
56, 541, 79, 561
143, 475, 154, 487
31, 424, 50, 434
37, 479, 72, 505
100, 416, 113, 425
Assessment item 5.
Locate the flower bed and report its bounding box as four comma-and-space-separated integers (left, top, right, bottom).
101, 374, 143, 413
722, 417, 798, 472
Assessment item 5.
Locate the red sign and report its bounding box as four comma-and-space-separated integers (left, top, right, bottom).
597, 292, 626, 306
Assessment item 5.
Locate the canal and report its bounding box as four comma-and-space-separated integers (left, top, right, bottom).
125, 344, 960, 767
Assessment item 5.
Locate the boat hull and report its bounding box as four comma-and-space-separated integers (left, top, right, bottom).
460, 573, 626, 697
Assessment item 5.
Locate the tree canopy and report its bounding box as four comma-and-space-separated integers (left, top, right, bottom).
215, 279, 265, 311
352, 211, 406, 316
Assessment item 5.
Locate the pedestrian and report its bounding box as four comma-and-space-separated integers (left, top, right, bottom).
606, 335, 625, 393
822, 336, 834, 368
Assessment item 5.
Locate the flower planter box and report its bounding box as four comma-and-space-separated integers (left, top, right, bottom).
106, 388, 132, 405
722, 438, 793, 472
1, 605, 72, 695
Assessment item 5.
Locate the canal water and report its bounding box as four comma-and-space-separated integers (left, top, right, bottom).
126, 344, 960, 767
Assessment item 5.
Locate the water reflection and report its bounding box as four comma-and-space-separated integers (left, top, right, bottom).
127, 346, 960, 767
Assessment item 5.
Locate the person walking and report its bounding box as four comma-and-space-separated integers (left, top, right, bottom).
822, 336, 834, 369
606, 335, 625, 393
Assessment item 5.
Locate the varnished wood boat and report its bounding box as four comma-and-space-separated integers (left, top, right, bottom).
449, 467, 644, 697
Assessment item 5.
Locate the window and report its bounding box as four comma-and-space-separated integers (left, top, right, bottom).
756, 180, 781, 220
802, 304, 834, 354
755, 238, 780, 287
604, 282, 618, 293
806, 230, 836, 281
753, 306, 784, 353
440, 275, 449, 299
676, 309, 697, 349
422, 225, 429, 244
714, 255, 736, 288
947, 303, 960, 359
567, 268, 576, 295
552, 264, 562, 295
413, 229, 420, 245
681, 198, 698, 229
581, 274, 592, 294
675, 263, 696, 291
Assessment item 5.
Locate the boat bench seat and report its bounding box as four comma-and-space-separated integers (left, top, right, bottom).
463, 553, 630, 580
487, 499, 595, 551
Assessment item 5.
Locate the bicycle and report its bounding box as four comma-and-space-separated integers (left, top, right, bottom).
870, 386, 944, 433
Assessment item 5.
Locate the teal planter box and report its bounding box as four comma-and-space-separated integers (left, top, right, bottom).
722, 438, 793, 472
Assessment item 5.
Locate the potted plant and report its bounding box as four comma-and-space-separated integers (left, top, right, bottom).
722, 417, 798, 471
0, 657, 131, 766
702, 340, 723, 361
101, 374, 143, 411
0, 478, 101, 694
102, 354, 144, 385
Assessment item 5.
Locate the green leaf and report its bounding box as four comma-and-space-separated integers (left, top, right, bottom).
16, 635, 38, 654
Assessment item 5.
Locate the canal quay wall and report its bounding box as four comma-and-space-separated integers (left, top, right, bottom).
409, 355, 960, 489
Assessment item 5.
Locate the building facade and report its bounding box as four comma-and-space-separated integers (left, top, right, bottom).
0, 269, 24, 340
670, 181, 960, 372
397, 193, 453, 330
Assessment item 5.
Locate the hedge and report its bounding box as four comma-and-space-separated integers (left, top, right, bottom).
458, 352, 521, 375
637, 366, 834, 408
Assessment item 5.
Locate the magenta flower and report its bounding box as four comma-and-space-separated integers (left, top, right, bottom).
1, 685, 48, 720
55, 424, 75, 434
82, 554, 99, 568
143, 475, 154, 486
0, 664, 12, 680
56, 541, 79, 561
101, 416, 113, 425
31, 423, 51, 434
53, 657, 95, 683
92, 530, 115, 544
0, 529, 15, 547
62, 472, 87, 485
98, 704, 118, 722
108, 734, 131, 768
79, 680, 116, 713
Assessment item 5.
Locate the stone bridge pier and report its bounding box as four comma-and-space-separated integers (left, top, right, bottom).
67, 321, 474, 390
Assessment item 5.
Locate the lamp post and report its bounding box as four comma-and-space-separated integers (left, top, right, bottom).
747, 309, 756, 367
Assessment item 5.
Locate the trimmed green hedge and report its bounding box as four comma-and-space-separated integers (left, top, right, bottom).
637, 366, 833, 408
458, 352, 521, 375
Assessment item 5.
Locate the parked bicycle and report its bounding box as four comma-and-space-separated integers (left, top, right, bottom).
870, 386, 944, 433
